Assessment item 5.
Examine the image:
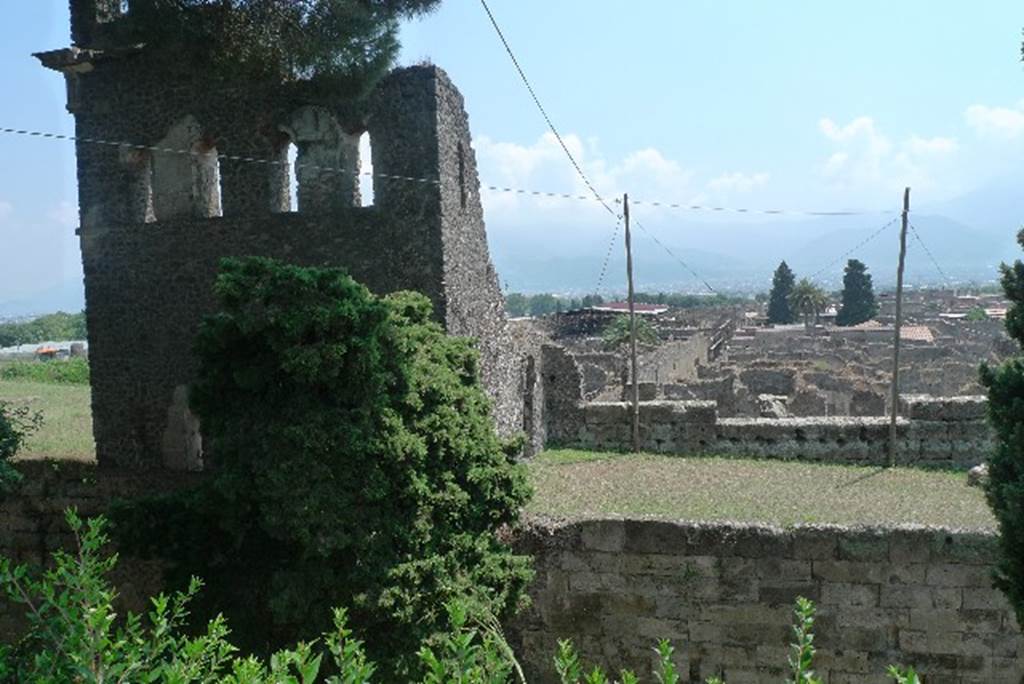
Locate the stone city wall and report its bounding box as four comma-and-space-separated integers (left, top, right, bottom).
509, 517, 1022, 683
0, 462, 202, 637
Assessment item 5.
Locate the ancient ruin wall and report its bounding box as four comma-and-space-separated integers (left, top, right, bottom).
543, 345, 992, 468
510, 518, 1022, 683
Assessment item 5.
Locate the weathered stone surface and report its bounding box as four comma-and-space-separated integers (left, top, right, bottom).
508, 518, 1023, 683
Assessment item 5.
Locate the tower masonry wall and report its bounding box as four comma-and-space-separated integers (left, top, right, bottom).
52, 53, 525, 468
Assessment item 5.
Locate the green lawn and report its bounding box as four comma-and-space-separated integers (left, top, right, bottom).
0, 379, 95, 462
527, 450, 996, 530
0, 379, 996, 530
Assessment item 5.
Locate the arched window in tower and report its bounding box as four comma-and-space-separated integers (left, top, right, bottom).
359, 131, 374, 207
152, 116, 221, 219
193, 137, 222, 218
269, 133, 298, 213
118, 145, 155, 224
281, 107, 359, 213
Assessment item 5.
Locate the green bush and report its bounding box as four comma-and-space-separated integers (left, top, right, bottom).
0, 358, 90, 385
601, 315, 659, 350
981, 228, 1024, 624
114, 257, 532, 677
0, 512, 923, 683
0, 402, 40, 494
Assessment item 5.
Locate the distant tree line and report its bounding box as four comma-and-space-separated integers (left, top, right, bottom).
0, 312, 87, 348
504, 292, 747, 317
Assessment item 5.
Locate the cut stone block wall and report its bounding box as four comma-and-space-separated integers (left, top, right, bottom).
0, 462, 201, 637
543, 346, 993, 468
509, 517, 1023, 683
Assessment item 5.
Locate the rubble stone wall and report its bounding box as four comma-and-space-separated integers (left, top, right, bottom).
509, 517, 1022, 683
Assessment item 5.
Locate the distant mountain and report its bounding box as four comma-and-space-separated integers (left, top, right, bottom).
487, 179, 1022, 294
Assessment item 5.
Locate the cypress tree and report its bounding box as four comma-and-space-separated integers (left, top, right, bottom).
835, 259, 878, 326
767, 261, 796, 324
981, 228, 1024, 625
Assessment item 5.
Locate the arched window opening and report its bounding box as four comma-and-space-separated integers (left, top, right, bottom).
282, 107, 358, 213
358, 131, 374, 207
152, 116, 220, 220
288, 141, 299, 212
119, 145, 155, 224
269, 133, 298, 213
193, 138, 222, 218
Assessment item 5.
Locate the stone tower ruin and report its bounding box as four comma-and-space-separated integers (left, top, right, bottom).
38, 1, 524, 469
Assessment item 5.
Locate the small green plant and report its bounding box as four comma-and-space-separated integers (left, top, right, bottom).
788, 597, 822, 684
886, 666, 922, 684
601, 315, 659, 350
0, 401, 41, 494
965, 306, 989, 322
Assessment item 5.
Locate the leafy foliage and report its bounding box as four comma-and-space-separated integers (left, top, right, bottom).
835, 259, 878, 327
767, 261, 796, 324
0, 312, 86, 348
99, 0, 440, 95
981, 227, 1024, 625
601, 315, 659, 350
788, 597, 822, 684
0, 401, 41, 495
114, 257, 532, 677
0, 358, 90, 385
787, 279, 829, 330
965, 306, 989, 322
0, 531, 924, 684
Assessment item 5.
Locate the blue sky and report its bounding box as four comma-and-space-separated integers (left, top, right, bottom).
1, 2, 1022, 309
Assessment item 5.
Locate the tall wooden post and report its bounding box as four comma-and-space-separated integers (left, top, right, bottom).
624, 194, 640, 453
888, 187, 911, 467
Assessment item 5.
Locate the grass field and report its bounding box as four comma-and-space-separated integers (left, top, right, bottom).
0, 379, 95, 462
527, 450, 995, 530
0, 378, 995, 529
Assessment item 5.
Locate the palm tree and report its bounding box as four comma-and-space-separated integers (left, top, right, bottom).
788, 279, 829, 332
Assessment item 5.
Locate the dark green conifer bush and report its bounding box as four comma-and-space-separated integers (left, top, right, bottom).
114, 257, 531, 677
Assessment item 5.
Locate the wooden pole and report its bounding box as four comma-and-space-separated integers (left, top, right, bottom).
888, 187, 910, 467
624, 194, 640, 453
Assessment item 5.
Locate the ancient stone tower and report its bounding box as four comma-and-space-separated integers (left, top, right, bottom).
38, 1, 524, 469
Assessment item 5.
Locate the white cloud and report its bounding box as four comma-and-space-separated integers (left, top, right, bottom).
965, 101, 1024, 140
473, 133, 697, 219
816, 116, 958, 199
904, 135, 958, 156
707, 171, 769, 193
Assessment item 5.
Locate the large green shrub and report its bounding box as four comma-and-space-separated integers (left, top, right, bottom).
981, 228, 1024, 623
115, 257, 532, 676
